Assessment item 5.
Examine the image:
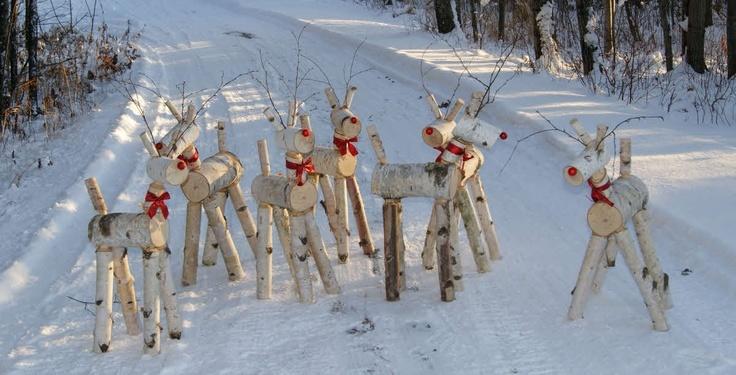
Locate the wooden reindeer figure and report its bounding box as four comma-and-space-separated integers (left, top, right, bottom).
86, 139, 185, 354
564, 119, 672, 331
367, 125, 461, 302
251, 101, 340, 303
150, 102, 258, 286
419, 92, 507, 285
310, 86, 374, 263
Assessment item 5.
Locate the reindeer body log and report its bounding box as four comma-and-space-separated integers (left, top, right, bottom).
88, 213, 168, 249
312, 147, 357, 178
181, 152, 242, 203
251, 175, 318, 213
587, 176, 648, 237
371, 163, 459, 200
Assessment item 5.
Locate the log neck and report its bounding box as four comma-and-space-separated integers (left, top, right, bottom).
144, 181, 170, 222
179, 145, 201, 170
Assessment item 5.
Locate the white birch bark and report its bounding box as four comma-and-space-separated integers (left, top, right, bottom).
182, 201, 201, 286
164, 124, 199, 159
421, 203, 437, 270
450, 202, 464, 291
255, 204, 273, 299
276, 126, 315, 155
591, 239, 617, 294
454, 117, 502, 150
304, 212, 340, 294
93, 250, 114, 353
228, 183, 258, 254
619, 138, 631, 177
273, 208, 298, 288
587, 176, 648, 237
334, 177, 350, 263
203, 197, 245, 281
564, 147, 611, 186
112, 247, 140, 335
202, 192, 227, 267
366, 125, 388, 165
435, 199, 455, 302
633, 210, 672, 309
288, 213, 315, 304
346, 176, 375, 256
383, 199, 402, 301
251, 175, 317, 212
311, 147, 356, 178
371, 162, 459, 200
181, 152, 243, 203
614, 229, 669, 331
158, 248, 182, 339
146, 157, 189, 186
329, 107, 361, 138
142, 249, 162, 354
89, 213, 168, 249
422, 120, 455, 148
456, 185, 491, 273
468, 175, 502, 260
568, 235, 607, 320
317, 174, 339, 235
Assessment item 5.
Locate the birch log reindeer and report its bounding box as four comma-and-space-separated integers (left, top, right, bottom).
310, 86, 374, 263
420, 91, 508, 282
366, 125, 461, 302
251, 101, 340, 303
148, 102, 258, 286
564, 119, 672, 331
85, 132, 186, 354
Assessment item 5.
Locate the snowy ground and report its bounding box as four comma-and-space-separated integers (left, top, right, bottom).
1, 0, 735, 374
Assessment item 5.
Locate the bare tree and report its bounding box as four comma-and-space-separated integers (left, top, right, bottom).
498, 0, 505, 41
435, 0, 455, 34
729, 0, 735, 77
24, 0, 38, 110
659, 0, 674, 71
0, 0, 8, 107
687, 0, 707, 73
603, 0, 615, 57
469, 0, 479, 43
576, 0, 594, 74
532, 0, 543, 60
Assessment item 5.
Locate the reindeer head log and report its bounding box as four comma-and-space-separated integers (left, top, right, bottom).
563, 120, 610, 186
422, 96, 465, 148
454, 117, 503, 150
147, 156, 190, 186
325, 87, 361, 138
277, 126, 315, 155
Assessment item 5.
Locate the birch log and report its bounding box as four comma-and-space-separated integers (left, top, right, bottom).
421, 204, 437, 270
89, 213, 168, 249
228, 183, 258, 253
334, 177, 350, 263
251, 175, 317, 212
203, 197, 245, 281
449, 203, 464, 291
255, 204, 273, 299
435, 199, 455, 302
568, 235, 607, 320
633, 209, 672, 309
165, 100, 183, 123
366, 125, 388, 165
312, 147, 357, 178
456, 185, 491, 273
146, 157, 189, 186
288, 213, 315, 304
202, 191, 227, 267
371, 162, 459, 200
182, 201, 201, 286
304, 212, 340, 294
468, 175, 502, 260
317, 174, 339, 235
422, 120, 456, 148
158, 248, 182, 339
346, 176, 375, 256
563, 147, 611, 186
587, 176, 648, 237
142, 249, 162, 355
614, 229, 669, 331
383, 199, 402, 301
93, 250, 113, 353
454, 117, 502, 150
112, 247, 140, 335
165, 124, 200, 159
273, 208, 298, 287
277, 126, 315, 154
181, 152, 243, 203
591, 239, 617, 294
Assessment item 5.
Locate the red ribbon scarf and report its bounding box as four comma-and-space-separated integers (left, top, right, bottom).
434, 142, 473, 167
333, 136, 359, 156
177, 147, 199, 166
145, 191, 171, 219
588, 179, 614, 207
285, 158, 315, 186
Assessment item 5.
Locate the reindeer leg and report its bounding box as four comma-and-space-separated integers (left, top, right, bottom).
450, 200, 464, 291
456, 185, 491, 273
112, 247, 140, 335
383, 199, 402, 301
203, 196, 245, 281
317, 174, 340, 237
568, 235, 607, 320
633, 209, 672, 309
304, 211, 340, 294
468, 175, 502, 261
289, 212, 315, 304
142, 249, 162, 355
158, 247, 182, 339
255, 204, 273, 299
182, 201, 202, 286
202, 192, 227, 267
614, 229, 669, 331
435, 199, 455, 302
273, 208, 299, 292
346, 175, 375, 256
334, 176, 350, 263
421, 202, 438, 270
228, 183, 258, 255
591, 239, 617, 294
93, 249, 114, 353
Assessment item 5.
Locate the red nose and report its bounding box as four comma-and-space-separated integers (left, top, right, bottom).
350, 117, 358, 124
155, 142, 163, 150
424, 127, 434, 136
177, 161, 187, 170
567, 167, 578, 177
301, 129, 311, 137
499, 132, 508, 140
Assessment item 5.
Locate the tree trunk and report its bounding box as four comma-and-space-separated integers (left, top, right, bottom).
435, 0, 456, 34
497, 0, 505, 41
532, 0, 544, 60
455, 0, 465, 29
687, 0, 707, 72
624, 2, 642, 43
728, 0, 735, 77
705, 0, 713, 27
0, 0, 8, 100
576, 0, 594, 74
8, 0, 18, 98
681, 0, 689, 56
469, 0, 479, 43
24, 0, 38, 110
659, 0, 674, 71
603, 0, 616, 57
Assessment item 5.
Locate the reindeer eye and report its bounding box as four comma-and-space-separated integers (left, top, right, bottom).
350, 117, 358, 124
424, 127, 434, 135
567, 167, 578, 177
301, 129, 311, 137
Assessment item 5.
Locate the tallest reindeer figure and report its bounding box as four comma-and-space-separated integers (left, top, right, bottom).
309, 86, 374, 263
564, 120, 672, 331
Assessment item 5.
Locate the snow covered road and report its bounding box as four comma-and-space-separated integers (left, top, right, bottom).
1, 0, 735, 373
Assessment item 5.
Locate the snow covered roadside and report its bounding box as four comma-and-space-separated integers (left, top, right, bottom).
0, 0, 734, 374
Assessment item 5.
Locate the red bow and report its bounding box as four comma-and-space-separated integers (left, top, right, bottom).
286, 158, 315, 186
145, 191, 171, 219
177, 147, 199, 166
588, 179, 614, 207
434, 142, 473, 167
333, 136, 359, 156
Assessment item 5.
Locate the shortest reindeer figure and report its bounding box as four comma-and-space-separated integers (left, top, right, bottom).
251, 101, 340, 303
564, 119, 672, 331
